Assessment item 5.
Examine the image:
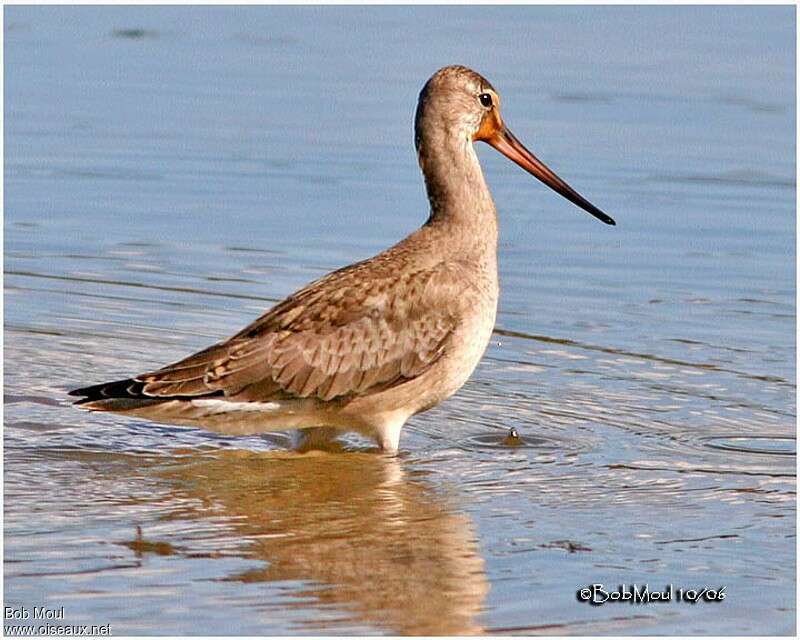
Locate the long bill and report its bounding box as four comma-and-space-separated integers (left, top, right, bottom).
486, 127, 615, 226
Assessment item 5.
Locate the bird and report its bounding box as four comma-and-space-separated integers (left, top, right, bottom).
70, 65, 615, 454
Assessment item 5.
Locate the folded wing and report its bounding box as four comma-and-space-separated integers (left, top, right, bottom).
72, 260, 470, 405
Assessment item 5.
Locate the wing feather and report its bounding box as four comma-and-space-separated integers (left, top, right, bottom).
123, 261, 473, 403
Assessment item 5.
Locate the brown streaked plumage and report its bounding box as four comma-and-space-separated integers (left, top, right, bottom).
70, 65, 614, 453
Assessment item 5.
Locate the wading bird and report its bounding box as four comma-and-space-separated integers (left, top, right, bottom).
70, 65, 614, 453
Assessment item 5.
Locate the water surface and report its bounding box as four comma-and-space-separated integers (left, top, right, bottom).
5, 5, 795, 635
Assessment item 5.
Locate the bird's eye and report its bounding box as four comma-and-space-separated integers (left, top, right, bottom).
479, 93, 493, 108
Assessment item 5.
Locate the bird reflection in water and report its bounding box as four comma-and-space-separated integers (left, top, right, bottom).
127, 449, 489, 635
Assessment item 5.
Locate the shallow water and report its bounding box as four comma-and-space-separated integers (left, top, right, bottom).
4, 5, 796, 635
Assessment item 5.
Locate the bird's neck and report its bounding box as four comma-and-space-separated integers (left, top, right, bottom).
417, 135, 498, 244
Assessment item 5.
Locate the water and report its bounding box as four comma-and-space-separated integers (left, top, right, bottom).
4, 5, 795, 635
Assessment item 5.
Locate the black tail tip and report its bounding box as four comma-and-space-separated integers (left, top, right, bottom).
67, 378, 144, 403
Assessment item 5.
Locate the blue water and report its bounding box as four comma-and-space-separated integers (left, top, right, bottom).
5, 5, 795, 635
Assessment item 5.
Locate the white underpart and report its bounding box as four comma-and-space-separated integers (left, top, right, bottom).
190, 399, 282, 414
115, 396, 411, 450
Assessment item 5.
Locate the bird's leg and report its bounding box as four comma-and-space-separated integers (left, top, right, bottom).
374, 416, 406, 455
